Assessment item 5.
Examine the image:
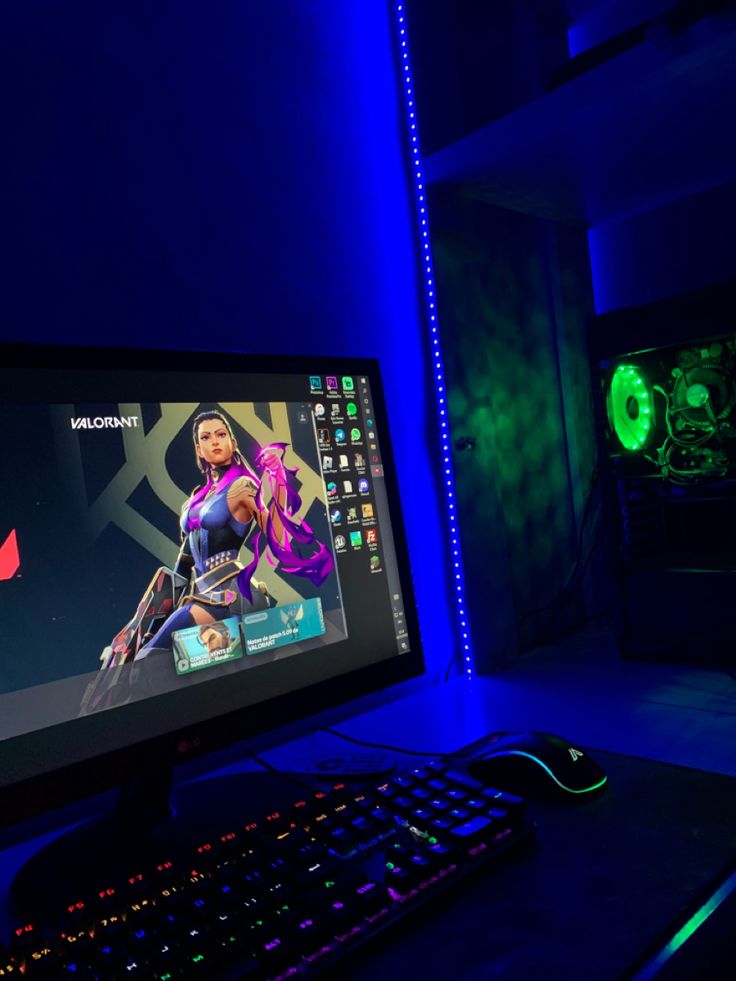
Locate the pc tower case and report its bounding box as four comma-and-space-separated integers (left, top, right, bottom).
590, 280, 736, 667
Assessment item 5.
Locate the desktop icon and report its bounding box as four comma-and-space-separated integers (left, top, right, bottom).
334, 534, 346, 549
361, 503, 374, 519
331, 403, 342, 417
309, 376, 322, 392
343, 480, 353, 494
318, 429, 330, 446
350, 530, 362, 547
346, 402, 358, 417
347, 507, 358, 521
370, 555, 381, 570
322, 455, 333, 470
327, 481, 337, 497
350, 428, 361, 442
334, 428, 346, 443
331, 510, 342, 524
354, 452, 366, 468
342, 376, 354, 391
366, 529, 378, 545
326, 376, 338, 391
314, 403, 325, 417
358, 478, 369, 493
338, 454, 350, 469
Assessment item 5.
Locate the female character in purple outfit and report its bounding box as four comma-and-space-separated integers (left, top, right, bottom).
115, 409, 333, 661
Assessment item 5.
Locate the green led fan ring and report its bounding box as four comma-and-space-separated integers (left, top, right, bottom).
608, 365, 652, 451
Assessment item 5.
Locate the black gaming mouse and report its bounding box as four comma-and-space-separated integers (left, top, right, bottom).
462, 731, 607, 799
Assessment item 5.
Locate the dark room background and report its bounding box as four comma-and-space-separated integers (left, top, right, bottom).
408, 0, 736, 668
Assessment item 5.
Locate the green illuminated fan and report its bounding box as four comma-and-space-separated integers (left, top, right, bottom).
607, 365, 652, 451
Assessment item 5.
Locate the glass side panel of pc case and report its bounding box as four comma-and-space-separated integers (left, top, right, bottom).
590, 279, 736, 664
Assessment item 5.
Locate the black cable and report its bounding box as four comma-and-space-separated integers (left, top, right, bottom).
247, 752, 319, 791
534, 521, 605, 641
537, 604, 611, 642
319, 726, 460, 759
666, 677, 736, 701
442, 470, 602, 683
517, 468, 600, 630
443, 628, 513, 682
623, 696, 736, 718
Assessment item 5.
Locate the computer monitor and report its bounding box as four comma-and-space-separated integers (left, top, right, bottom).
0, 344, 424, 830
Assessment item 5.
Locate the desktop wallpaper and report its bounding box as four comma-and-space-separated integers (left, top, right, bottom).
0, 400, 344, 737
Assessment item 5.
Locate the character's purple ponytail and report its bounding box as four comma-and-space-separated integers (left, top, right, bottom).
237, 443, 334, 600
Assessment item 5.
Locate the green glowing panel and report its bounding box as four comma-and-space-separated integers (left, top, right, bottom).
608, 365, 652, 451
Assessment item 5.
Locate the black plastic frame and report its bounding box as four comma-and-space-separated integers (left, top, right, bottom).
0, 343, 426, 827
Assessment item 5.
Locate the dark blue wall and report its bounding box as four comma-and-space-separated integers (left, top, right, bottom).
2, 1, 455, 674
589, 182, 736, 314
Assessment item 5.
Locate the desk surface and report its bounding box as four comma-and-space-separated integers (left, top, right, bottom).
343, 749, 736, 980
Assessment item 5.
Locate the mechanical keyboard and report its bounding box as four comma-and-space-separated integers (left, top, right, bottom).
1, 758, 534, 980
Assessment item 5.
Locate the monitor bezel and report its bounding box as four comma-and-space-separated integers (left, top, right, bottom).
0, 342, 426, 828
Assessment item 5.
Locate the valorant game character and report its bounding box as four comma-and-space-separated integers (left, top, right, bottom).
102, 409, 333, 666
198, 621, 232, 654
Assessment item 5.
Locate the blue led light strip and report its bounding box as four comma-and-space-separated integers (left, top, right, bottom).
394, 2, 473, 679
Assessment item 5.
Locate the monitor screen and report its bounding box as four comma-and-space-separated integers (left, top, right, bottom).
0, 345, 423, 824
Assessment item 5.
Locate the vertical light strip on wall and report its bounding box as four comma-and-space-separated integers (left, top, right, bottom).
395, 2, 474, 679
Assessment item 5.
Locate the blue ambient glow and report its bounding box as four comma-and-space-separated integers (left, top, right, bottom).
394, 2, 474, 679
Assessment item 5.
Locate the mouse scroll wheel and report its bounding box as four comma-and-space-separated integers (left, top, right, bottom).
568, 748, 584, 761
